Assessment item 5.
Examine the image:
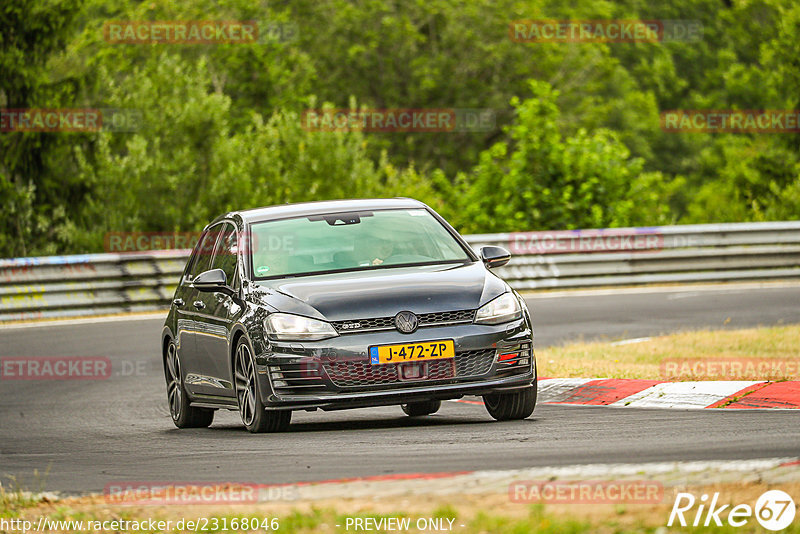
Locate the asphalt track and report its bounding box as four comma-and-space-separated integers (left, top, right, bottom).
1, 284, 799, 493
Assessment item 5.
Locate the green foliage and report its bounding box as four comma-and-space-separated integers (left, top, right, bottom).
70, 54, 443, 249
1, 0, 798, 258
0, 0, 85, 256
447, 81, 678, 233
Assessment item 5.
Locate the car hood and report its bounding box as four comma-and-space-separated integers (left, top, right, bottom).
253, 262, 508, 321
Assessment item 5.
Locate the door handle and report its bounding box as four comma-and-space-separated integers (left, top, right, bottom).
173, 298, 184, 307
193, 300, 206, 310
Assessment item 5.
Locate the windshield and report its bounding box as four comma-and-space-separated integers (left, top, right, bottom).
249, 208, 471, 278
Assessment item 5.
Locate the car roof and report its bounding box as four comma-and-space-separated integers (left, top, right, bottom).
211, 198, 428, 226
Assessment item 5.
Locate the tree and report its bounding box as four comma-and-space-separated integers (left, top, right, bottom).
0, 0, 83, 256
447, 80, 678, 233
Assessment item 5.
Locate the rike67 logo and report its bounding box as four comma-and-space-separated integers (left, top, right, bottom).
668, 490, 796, 531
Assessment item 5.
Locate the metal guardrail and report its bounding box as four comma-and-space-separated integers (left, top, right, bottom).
0, 251, 189, 322
469, 221, 800, 290
1, 221, 799, 322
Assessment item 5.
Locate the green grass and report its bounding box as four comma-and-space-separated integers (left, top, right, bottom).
0, 470, 52, 516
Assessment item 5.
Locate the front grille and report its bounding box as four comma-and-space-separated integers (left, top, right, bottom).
331, 309, 475, 334
419, 309, 475, 325
333, 317, 395, 332
325, 360, 400, 387
324, 349, 495, 388
455, 349, 496, 377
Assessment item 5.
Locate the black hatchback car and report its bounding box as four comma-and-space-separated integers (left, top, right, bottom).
161, 198, 536, 432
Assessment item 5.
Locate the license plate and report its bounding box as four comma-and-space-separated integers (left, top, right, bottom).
369, 339, 455, 365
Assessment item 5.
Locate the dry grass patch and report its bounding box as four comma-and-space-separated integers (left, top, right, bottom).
4, 481, 800, 533
537, 325, 800, 380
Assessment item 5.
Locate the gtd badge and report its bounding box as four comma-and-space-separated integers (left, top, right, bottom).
394, 311, 418, 334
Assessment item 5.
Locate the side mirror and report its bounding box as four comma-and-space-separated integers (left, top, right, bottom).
193, 268, 234, 296
480, 246, 511, 269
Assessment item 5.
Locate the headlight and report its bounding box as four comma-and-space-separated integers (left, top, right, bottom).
264, 313, 339, 341
474, 293, 522, 325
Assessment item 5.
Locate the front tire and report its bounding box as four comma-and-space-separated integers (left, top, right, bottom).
401, 400, 441, 417
483, 383, 537, 421
165, 340, 214, 428
234, 339, 291, 433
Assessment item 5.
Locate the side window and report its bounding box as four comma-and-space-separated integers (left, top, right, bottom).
187, 226, 222, 281
211, 223, 238, 288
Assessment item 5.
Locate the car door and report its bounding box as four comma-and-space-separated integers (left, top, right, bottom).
172, 259, 197, 377
192, 222, 242, 399
179, 225, 222, 396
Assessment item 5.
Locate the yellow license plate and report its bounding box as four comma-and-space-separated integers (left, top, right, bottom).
369, 340, 455, 365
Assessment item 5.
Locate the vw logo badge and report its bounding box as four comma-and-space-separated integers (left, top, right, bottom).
394, 311, 418, 334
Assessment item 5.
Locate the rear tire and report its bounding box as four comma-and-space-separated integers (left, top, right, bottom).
483, 383, 537, 421
165, 340, 214, 428
234, 338, 292, 433
401, 400, 441, 417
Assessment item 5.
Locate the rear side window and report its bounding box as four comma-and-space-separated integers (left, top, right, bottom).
211, 223, 238, 287
187, 226, 221, 280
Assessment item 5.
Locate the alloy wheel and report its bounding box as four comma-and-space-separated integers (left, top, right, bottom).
166, 342, 182, 419
235, 343, 257, 427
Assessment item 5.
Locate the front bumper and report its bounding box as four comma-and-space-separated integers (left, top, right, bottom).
252, 316, 535, 410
